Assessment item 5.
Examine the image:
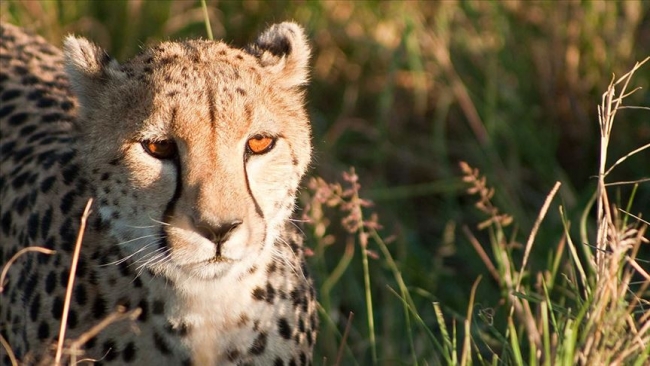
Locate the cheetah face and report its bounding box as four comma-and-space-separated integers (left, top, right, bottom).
64, 23, 311, 281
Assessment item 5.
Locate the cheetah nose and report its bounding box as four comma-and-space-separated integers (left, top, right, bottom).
196, 220, 242, 245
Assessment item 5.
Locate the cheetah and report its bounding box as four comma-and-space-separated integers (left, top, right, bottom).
0, 22, 317, 365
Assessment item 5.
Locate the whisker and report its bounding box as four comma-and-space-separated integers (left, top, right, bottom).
117, 233, 165, 246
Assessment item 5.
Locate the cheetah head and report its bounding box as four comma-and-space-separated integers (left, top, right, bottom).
63, 23, 311, 281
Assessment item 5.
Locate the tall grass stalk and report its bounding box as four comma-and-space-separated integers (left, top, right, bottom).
460, 57, 649, 365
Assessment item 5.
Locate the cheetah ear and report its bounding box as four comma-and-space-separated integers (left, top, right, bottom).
246, 22, 311, 88
63, 36, 124, 109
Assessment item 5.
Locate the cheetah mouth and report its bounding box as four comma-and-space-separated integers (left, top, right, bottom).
207, 255, 234, 264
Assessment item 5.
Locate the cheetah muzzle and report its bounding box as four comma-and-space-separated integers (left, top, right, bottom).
0, 21, 317, 365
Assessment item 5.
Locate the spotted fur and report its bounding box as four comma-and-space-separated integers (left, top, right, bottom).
0, 22, 317, 365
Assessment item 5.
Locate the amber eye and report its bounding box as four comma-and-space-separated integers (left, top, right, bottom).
142, 140, 177, 159
247, 135, 275, 155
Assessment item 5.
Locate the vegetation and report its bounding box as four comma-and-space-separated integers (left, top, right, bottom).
2, 1, 649, 364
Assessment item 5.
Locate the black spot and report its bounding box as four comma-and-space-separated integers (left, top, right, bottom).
62, 164, 79, 184
177, 322, 190, 336
14, 145, 34, 161
1, 141, 16, 156
153, 332, 171, 354
59, 218, 75, 252
137, 299, 149, 322
27, 213, 39, 240
1, 211, 12, 236
11, 171, 31, 189
59, 190, 76, 215
76, 257, 88, 277
58, 150, 76, 165
25, 272, 39, 293
26, 89, 44, 100
118, 260, 130, 276
236, 87, 247, 96
8, 112, 29, 126
41, 112, 63, 123
1, 89, 21, 101
86, 336, 97, 350
51, 296, 64, 320
298, 317, 305, 333
22, 75, 40, 85
13, 65, 29, 75
249, 332, 267, 355
19, 123, 38, 136
42, 237, 56, 251
252, 287, 265, 301
100, 172, 110, 181
267, 262, 277, 274
266, 282, 276, 304
0, 104, 15, 118
45, 271, 56, 294
278, 317, 291, 340
36, 97, 57, 108
40, 176, 56, 193
75, 284, 88, 306
290, 288, 302, 306
275, 358, 285, 366
60, 100, 74, 111
152, 299, 164, 315
103, 339, 118, 361
68, 309, 78, 329
227, 348, 240, 362
299, 352, 307, 366
92, 295, 107, 319
37, 321, 50, 340
122, 341, 136, 362
30, 293, 41, 321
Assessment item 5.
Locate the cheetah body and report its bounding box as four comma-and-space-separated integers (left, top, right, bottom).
0, 22, 317, 365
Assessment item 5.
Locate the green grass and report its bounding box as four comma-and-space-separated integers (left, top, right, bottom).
2, 1, 649, 364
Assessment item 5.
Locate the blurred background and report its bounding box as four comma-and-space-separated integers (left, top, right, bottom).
3, 1, 649, 364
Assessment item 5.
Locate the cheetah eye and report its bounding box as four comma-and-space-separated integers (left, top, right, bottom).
246, 135, 275, 155
142, 140, 177, 159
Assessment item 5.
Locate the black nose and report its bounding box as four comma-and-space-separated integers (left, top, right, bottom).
196, 220, 242, 245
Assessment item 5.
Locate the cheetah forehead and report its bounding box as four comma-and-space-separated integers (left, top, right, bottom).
64, 22, 311, 112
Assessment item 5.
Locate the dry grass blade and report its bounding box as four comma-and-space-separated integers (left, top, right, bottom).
604, 143, 650, 177
66, 306, 142, 365
597, 56, 649, 254
462, 225, 500, 281
0, 334, 18, 366
515, 181, 561, 293
461, 276, 481, 366
54, 198, 93, 365
579, 56, 650, 365
618, 208, 650, 226
334, 312, 354, 366
0, 247, 55, 293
